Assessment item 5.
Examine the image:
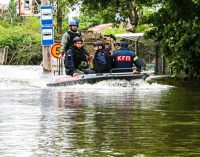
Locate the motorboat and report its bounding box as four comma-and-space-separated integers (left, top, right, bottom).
47, 68, 149, 87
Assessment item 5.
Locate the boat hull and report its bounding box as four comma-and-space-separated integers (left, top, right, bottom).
47, 73, 148, 87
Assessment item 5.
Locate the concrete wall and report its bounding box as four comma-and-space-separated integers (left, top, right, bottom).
0, 46, 9, 65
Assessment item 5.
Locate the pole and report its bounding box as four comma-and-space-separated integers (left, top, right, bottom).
162, 55, 166, 75
135, 37, 139, 55
41, 0, 52, 72
155, 45, 159, 74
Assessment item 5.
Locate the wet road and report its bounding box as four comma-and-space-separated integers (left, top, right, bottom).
0, 66, 200, 156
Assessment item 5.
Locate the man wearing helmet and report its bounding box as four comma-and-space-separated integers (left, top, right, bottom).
65, 36, 89, 76
84, 41, 112, 74
112, 41, 142, 73
60, 20, 81, 54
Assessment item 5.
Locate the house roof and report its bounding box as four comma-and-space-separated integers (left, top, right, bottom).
87, 23, 113, 34
115, 33, 157, 45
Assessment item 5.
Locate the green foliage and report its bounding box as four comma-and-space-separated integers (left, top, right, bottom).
80, 0, 131, 25
0, 17, 42, 65
2, 0, 23, 23
103, 27, 126, 35
142, 0, 200, 77
58, 0, 146, 31
75, 12, 103, 29
136, 24, 152, 32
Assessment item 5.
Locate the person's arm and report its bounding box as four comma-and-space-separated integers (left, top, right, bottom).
60, 32, 69, 55
133, 55, 142, 72
82, 47, 93, 61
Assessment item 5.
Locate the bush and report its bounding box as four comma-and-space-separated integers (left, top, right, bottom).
0, 17, 42, 65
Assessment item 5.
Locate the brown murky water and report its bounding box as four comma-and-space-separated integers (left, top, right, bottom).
0, 66, 200, 156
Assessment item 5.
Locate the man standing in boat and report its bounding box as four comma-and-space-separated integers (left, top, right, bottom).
60, 20, 82, 55
60, 20, 91, 57
65, 36, 89, 76
112, 41, 142, 73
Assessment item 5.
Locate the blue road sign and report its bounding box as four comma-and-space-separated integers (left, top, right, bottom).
42, 26, 54, 46
41, 6, 53, 25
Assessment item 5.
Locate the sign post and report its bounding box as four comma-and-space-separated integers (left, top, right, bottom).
41, 1, 53, 71
41, 6, 53, 25
42, 26, 54, 46
51, 43, 63, 75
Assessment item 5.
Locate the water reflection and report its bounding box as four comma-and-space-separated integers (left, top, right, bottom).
0, 66, 200, 156
38, 86, 200, 156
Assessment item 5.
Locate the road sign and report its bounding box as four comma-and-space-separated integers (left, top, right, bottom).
51, 43, 61, 58
42, 26, 54, 46
41, 6, 53, 25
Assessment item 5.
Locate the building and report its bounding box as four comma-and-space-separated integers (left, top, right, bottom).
0, 4, 8, 15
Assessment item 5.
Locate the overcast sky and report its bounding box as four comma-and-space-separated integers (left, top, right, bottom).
0, 0, 9, 4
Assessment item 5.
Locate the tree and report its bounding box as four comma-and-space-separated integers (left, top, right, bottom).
74, 10, 103, 29
0, 17, 42, 65
80, 0, 140, 32
142, 0, 200, 78
6, 0, 17, 23
52, 0, 148, 32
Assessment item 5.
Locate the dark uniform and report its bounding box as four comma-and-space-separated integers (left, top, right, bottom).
93, 41, 112, 73
105, 45, 114, 72
65, 37, 88, 76
84, 41, 112, 74
112, 41, 142, 72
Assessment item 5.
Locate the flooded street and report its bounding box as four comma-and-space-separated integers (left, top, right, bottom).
0, 66, 200, 156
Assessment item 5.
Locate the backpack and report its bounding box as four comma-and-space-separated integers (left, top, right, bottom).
96, 51, 107, 65
65, 30, 81, 52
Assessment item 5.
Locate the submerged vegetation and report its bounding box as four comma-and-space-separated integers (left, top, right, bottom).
0, 0, 200, 78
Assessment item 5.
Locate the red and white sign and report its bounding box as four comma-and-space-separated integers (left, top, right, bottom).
116, 56, 132, 61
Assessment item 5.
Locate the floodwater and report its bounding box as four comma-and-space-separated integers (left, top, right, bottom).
0, 66, 200, 157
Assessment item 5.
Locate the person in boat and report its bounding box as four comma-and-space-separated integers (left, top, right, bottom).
65, 36, 89, 76
60, 20, 88, 55
60, 20, 91, 57
105, 45, 114, 71
112, 41, 142, 73
105, 45, 113, 56
85, 41, 112, 74
114, 42, 120, 51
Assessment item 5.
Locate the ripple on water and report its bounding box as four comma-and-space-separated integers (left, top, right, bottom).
1, 66, 198, 156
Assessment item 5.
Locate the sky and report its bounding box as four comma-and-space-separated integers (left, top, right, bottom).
0, 0, 9, 4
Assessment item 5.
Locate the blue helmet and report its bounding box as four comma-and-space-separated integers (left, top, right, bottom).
69, 20, 79, 26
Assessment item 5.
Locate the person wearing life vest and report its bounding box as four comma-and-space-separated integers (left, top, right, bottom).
112, 41, 142, 73
84, 41, 111, 74
105, 45, 114, 71
93, 41, 112, 73
60, 20, 82, 55
65, 36, 89, 76
60, 20, 92, 74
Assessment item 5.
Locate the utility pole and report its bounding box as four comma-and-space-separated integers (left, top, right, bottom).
41, 0, 52, 72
